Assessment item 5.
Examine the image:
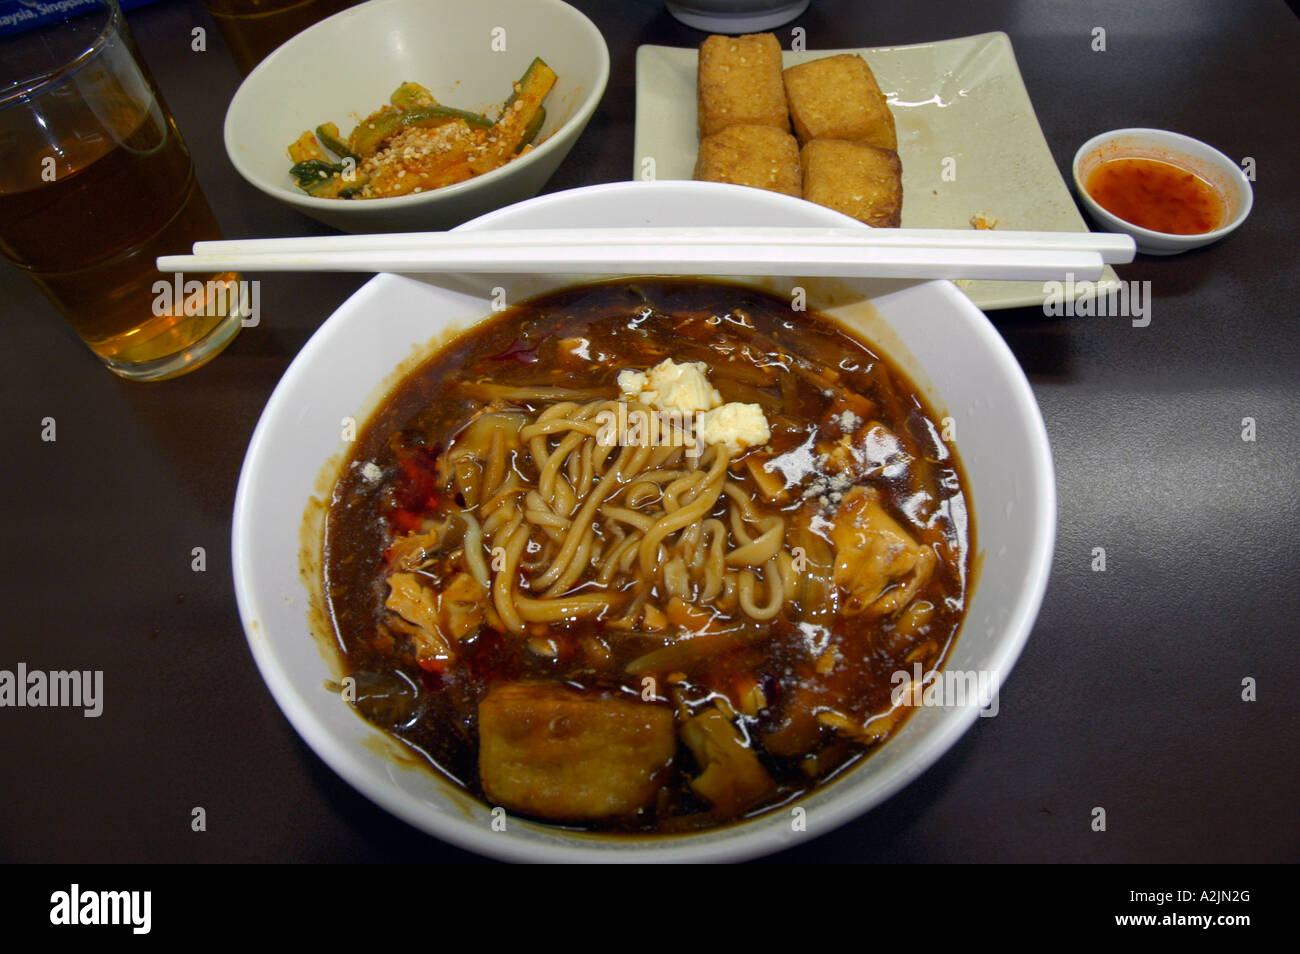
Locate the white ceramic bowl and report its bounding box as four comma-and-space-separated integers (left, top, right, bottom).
223, 0, 609, 233
1072, 128, 1253, 256
232, 180, 1056, 862
665, 0, 810, 33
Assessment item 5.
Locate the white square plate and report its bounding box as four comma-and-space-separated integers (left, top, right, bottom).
633, 31, 1118, 311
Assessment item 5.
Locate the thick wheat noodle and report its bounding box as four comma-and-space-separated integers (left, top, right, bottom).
601, 506, 655, 532
482, 499, 516, 536
661, 470, 706, 511
520, 417, 604, 439
727, 516, 784, 567
576, 440, 593, 495
533, 400, 582, 422
444, 398, 797, 624
532, 442, 641, 590
727, 500, 756, 546
481, 482, 527, 514
664, 556, 690, 599
622, 467, 690, 486
689, 518, 725, 572
677, 518, 726, 602
493, 518, 613, 626
482, 427, 506, 501
515, 592, 618, 622
527, 434, 549, 476
678, 521, 702, 558
524, 489, 564, 523
597, 532, 642, 584
777, 550, 797, 596
519, 543, 553, 572
542, 526, 597, 597
700, 520, 727, 602
617, 536, 642, 573
591, 437, 614, 487
686, 519, 728, 571
480, 491, 521, 533
537, 430, 586, 504
637, 447, 729, 578
566, 440, 581, 486
491, 516, 529, 633
528, 518, 567, 545
623, 481, 662, 509
723, 481, 763, 522
650, 443, 684, 467
553, 476, 576, 520
461, 512, 489, 590
524, 506, 569, 530
737, 557, 785, 620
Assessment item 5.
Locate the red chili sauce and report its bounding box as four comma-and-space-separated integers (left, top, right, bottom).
1085, 156, 1224, 235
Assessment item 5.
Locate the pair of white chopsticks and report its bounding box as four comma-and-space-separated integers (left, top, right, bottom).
156, 227, 1134, 282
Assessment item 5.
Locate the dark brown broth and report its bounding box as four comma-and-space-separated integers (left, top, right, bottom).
323, 279, 973, 832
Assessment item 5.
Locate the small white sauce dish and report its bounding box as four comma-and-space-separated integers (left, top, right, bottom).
1072, 128, 1253, 255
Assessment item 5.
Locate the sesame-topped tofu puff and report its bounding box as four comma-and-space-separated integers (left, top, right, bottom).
697, 33, 791, 138
801, 139, 903, 228
694, 124, 802, 197
782, 53, 897, 151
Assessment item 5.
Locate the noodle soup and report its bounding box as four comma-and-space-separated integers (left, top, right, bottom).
323, 279, 973, 832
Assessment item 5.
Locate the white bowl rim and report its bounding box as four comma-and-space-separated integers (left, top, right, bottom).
1071, 126, 1254, 244
222, 0, 611, 212
231, 179, 1057, 862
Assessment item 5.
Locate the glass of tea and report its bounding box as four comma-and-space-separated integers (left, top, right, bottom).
202, 0, 361, 75
0, 0, 247, 381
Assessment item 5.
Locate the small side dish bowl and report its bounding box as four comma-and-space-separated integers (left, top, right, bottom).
1072, 128, 1252, 255
223, 0, 609, 233
231, 180, 1056, 862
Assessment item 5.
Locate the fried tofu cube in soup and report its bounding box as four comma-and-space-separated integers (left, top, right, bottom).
477, 683, 676, 821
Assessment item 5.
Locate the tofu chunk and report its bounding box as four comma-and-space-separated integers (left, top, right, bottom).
680, 705, 775, 818
478, 683, 676, 821
697, 33, 791, 137
829, 485, 935, 616
385, 570, 485, 666
694, 124, 802, 197
782, 53, 897, 150
801, 139, 903, 228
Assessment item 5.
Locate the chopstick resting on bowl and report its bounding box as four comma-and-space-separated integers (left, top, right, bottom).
157, 227, 1135, 282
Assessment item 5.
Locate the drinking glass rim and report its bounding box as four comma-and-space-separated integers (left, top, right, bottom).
0, 0, 125, 109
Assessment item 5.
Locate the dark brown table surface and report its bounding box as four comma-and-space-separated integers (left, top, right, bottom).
2, 0, 1297, 864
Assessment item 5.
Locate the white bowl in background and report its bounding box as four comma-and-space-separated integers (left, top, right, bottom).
223, 0, 609, 233
231, 180, 1056, 862
665, 0, 810, 33
1072, 128, 1252, 255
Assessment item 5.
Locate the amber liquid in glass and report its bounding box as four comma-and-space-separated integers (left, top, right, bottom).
205, 0, 360, 74
0, 100, 241, 374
